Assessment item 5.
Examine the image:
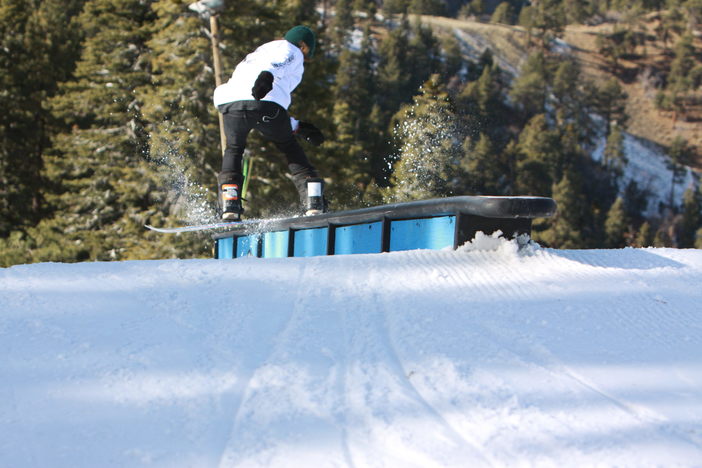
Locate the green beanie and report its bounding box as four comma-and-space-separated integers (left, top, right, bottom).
284, 25, 316, 58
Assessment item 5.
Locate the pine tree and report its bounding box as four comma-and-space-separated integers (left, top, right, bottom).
439, 33, 463, 80
369, 15, 423, 190
656, 3, 685, 49
501, 139, 520, 195
656, 34, 701, 121
563, 0, 592, 23
604, 196, 630, 248
35, 0, 176, 262
332, 47, 373, 141
462, 133, 503, 195
529, 0, 566, 48
596, 26, 636, 74
552, 58, 595, 144
679, 187, 702, 247
491, 2, 515, 24
406, 18, 440, 95
685, 0, 702, 31
634, 221, 654, 247
383, 0, 409, 15
518, 4, 534, 29
216, 1, 285, 65
281, 0, 318, 26
509, 52, 550, 121
0, 0, 84, 236
376, 16, 412, 120
327, 29, 375, 207
665, 33, 697, 121
515, 114, 560, 196
385, 75, 462, 202
330, 0, 354, 52
604, 123, 628, 178
408, 0, 445, 15
623, 179, 649, 221
667, 136, 693, 208
353, 0, 378, 17
366, 103, 393, 187
539, 171, 587, 248
373, 15, 441, 128
460, 0, 486, 18
459, 62, 507, 142
653, 225, 674, 247
594, 77, 628, 137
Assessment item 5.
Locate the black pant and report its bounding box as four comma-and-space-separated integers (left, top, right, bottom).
218, 100, 317, 179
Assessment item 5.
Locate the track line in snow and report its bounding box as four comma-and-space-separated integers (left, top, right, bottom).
357, 245, 702, 465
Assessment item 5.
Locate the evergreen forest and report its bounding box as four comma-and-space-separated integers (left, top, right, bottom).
2, 0, 702, 266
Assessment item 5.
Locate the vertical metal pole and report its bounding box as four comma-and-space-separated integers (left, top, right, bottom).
210, 14, 227, 155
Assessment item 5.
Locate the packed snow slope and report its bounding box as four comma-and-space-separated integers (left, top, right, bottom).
1, 235, 702, 468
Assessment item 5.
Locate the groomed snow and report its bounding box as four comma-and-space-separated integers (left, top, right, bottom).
1, 234, 702, 467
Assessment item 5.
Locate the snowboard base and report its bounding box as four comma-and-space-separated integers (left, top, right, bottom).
145, 219, 258, 233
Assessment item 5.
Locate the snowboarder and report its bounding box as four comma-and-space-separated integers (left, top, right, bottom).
213, 25, 326, 221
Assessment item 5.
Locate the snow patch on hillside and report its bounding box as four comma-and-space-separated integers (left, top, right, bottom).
593, 132, 700, 216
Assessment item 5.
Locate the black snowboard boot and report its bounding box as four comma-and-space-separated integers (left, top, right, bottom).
292, 173, 327, 216
217, 172, 244, 221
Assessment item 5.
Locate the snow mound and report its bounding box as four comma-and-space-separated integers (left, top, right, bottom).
458, 230, 540, 256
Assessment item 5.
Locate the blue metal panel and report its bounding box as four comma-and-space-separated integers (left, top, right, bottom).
389, 216, 455, 252
335, 222, 383, 255
262, 231, 289, 258
236, 234, 260, 258
217, 237, 234, 259
293, 228, 328, 257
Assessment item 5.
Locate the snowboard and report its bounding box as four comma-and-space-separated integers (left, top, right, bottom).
145, 219, 259, 233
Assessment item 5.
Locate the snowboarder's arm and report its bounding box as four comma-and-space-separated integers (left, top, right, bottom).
294, 121, 325, 146
252, 71, 274, 100
250, 42, 304, 99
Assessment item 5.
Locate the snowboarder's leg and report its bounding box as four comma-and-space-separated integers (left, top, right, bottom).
288, 163, 327, 216
291, 171, 326, 215
253, 102, 326, 214
219, 103, 252, 220
217, 172, 243, 221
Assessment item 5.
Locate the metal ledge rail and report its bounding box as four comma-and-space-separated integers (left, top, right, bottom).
213, 196, 557, 259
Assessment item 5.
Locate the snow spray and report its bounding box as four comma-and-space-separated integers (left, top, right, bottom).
147, 134, 218, 225
384, 99, 461, 203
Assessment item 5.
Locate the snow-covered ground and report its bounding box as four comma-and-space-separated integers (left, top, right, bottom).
1, 235, 702, 467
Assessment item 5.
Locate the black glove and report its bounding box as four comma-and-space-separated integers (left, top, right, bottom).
296, 121, 325, 146
251, 71, 273, 100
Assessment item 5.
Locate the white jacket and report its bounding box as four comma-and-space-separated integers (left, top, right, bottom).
213, 40, 305, 110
